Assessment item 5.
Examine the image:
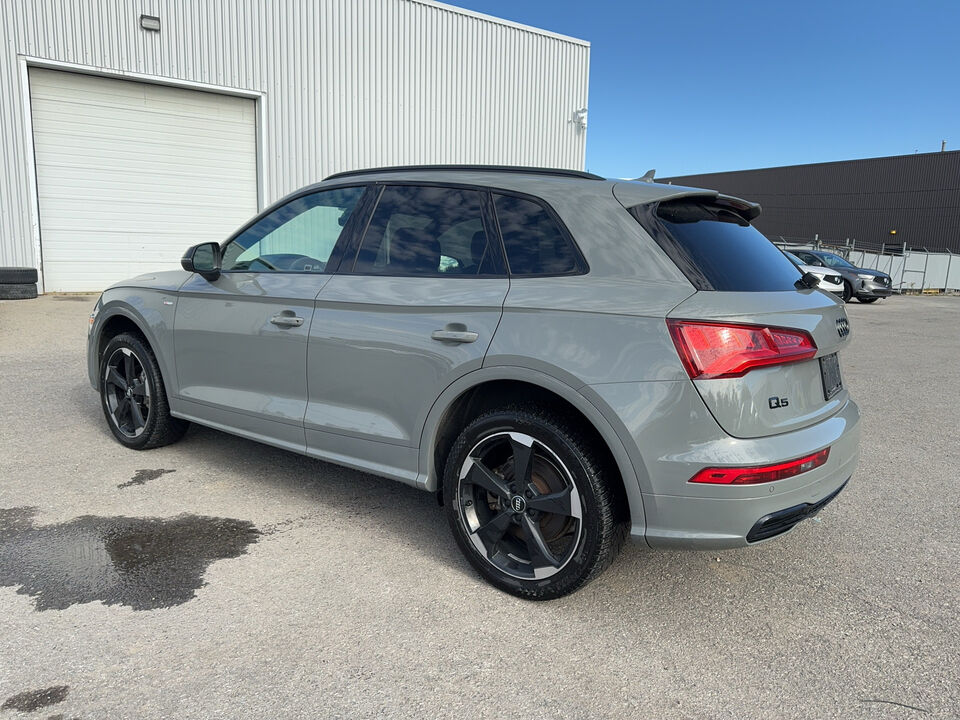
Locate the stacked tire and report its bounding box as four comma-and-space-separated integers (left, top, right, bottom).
0, 268, 39, 300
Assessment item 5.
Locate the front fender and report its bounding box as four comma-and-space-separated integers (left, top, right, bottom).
88, 289, 179, 396
416, 365, 648, 538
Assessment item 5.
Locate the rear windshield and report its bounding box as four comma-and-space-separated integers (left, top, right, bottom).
629, 199, 802, 292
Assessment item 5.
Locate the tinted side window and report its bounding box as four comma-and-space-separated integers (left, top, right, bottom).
221, 187, 364, 272
494, 194, 579, 276
352, 185, 499, 276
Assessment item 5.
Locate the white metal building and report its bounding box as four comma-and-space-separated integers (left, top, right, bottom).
0, 0, 590, 292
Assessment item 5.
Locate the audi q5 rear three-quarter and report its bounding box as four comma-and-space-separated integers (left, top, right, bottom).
88, 166, 860, 599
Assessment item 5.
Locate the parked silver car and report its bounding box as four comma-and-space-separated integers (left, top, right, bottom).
784, 250, 844, 296
793, 249, 893, 303
88, 166, 860, 599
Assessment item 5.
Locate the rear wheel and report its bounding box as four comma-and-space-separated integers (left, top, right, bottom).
443, 407, 627, 600
99, 333, 188, 449
841, 280, 854, 303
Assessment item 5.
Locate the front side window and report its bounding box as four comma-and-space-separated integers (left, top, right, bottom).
352, 185, 499, 276
221, 187, 364, 272
494, 193, 581, 276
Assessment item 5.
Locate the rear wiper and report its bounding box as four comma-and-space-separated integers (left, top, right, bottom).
795, 271, 820, 290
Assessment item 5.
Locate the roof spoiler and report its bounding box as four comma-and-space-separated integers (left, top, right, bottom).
653, 192, 762, 225
611, 182, 761, 222
713, 194, 762, 222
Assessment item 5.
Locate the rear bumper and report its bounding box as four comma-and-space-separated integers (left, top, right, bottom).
747, 478, 848, 542
643, 424, 859, 550
589, 380, 860, 550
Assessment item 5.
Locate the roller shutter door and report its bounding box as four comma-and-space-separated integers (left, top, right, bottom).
29, 68, 258, 292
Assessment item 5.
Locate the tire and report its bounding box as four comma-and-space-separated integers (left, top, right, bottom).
443, 407, 627, 600
841, 280, 853, 303
0, 283, 37, 300
99, 332, 188, 450
0, 267, 38, 284
859, 297, 880, 303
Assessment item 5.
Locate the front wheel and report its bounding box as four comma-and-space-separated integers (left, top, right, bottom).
841, 280, 854, 303
99, 333, 188, 450
859, 296, 880, 303
443, 407, 627, 600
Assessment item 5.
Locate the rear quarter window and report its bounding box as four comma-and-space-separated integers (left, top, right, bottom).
493, 193, 584, 276
630, 199, 802, 292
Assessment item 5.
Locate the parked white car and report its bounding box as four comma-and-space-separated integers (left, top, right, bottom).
784, 251, 844, 296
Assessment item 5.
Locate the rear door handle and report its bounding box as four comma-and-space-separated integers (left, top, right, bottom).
431, 329, 478, 343
270, 314, 304, 327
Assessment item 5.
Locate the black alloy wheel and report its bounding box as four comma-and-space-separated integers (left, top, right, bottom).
103, 346, 151, 439
444, 407, 627, 600
458, 430, 583, 582
98, 332, 188, 449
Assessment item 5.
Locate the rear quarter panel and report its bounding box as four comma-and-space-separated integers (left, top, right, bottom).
485, 276, 694, 385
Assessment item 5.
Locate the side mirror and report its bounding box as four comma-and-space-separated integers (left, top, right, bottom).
181, 242, 221, 280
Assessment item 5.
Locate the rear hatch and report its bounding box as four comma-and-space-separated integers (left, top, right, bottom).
616, 186, 851, 439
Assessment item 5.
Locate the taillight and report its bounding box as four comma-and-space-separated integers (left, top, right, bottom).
690, 448, 830, 485
667, 319, 817, 379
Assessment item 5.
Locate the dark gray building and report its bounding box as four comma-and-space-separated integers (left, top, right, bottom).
661, 150, 960, 252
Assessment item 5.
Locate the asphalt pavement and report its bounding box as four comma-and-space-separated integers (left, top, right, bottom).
0, 293, 957, 719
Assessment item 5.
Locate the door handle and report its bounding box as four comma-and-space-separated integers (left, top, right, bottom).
270, 314, 304, 327
431, 329, 478, 343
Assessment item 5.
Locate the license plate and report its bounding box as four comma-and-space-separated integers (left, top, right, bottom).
820, 353, 842, 400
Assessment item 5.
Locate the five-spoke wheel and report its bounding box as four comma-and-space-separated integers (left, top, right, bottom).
444, 408, 627, 600
98, 332, 188, 449
103, 347, 151, 438
458, 431, 583, 581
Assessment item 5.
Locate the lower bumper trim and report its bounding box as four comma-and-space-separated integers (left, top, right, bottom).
746, 478, 849, 543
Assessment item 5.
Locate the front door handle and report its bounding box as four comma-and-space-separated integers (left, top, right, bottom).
431, 329, 478, 343
270, 313, 304, 328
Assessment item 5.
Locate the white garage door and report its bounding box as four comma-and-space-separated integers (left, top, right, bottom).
29, 69, 258, 292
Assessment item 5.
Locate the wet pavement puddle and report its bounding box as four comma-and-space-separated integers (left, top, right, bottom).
0, 508, 259, 611
117, 468, 176, 489
1, 685, 68, 711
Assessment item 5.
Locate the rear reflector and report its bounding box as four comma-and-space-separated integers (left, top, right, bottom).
667, 319, 817, 379
689, 448, 830, 485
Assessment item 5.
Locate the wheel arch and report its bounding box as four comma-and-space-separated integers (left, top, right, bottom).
419, 367, 646, 535
91, 301, 173, 395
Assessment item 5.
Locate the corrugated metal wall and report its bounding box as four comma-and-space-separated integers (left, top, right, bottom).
661, 151, 960, 253
0, 0, 590, 270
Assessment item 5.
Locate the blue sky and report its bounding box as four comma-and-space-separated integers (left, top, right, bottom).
451, 0, 960, 178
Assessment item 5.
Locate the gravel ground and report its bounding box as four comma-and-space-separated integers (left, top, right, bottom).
0, 293, 957, 719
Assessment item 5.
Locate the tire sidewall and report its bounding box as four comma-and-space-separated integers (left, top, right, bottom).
99, 334, 160, 449
841, 280, 853, 303
443, 410, 608, 599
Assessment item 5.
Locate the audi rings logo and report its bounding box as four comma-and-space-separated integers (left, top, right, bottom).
511, 495, 526, 513
836, 317, 850, 338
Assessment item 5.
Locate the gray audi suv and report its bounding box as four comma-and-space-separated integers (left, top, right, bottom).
87, 166, 860, 599
793, 249, 893, 303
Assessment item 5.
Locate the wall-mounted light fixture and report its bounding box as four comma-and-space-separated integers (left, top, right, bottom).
140, 14, 161, 31
572, 108, 588, 131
